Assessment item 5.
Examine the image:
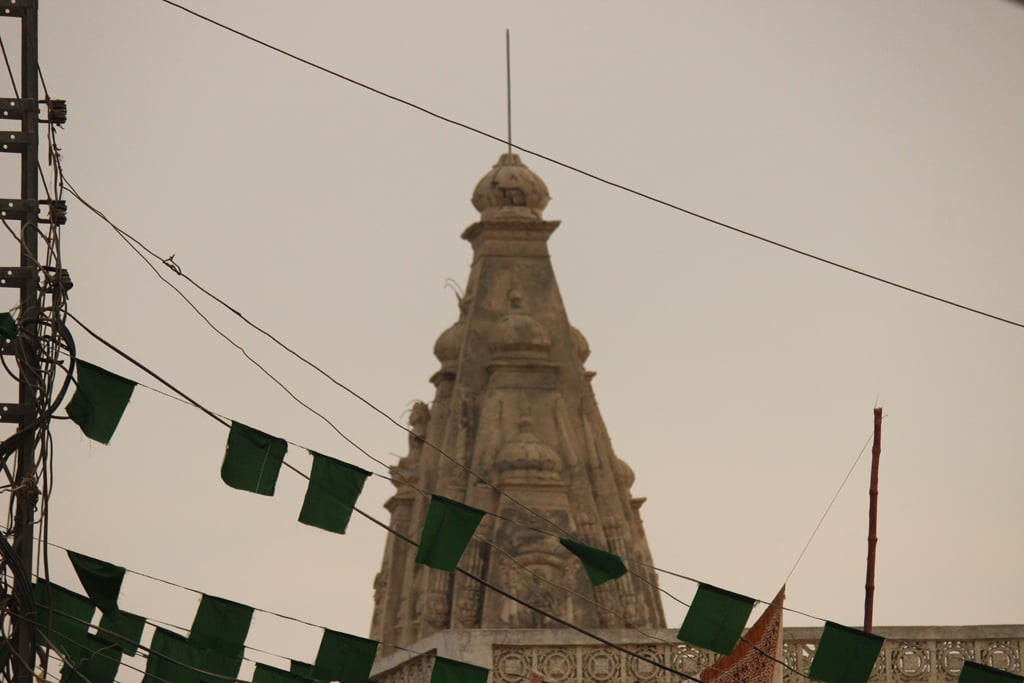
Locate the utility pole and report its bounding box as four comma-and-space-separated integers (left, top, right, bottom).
863, 406, 883, 632
2, 3, 40, 683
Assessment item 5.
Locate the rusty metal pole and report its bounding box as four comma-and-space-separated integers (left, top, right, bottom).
12, 2, 40, 682
863, 406, 883, 632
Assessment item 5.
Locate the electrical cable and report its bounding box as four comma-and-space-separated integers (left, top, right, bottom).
61, 191, 841, 633
0, 73, 73, 680
62, 178, 581, 543
22, 600, 592, 683
60, 363, 687, 654
783, 431, 875, 586
0, 31, 17, 97
114, 371, 698, 654
58, 317, 714, 683
63, 180, 692, 592
152, 0, 1024, 332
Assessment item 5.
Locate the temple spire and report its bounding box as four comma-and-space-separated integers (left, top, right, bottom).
370, 155, 665, 652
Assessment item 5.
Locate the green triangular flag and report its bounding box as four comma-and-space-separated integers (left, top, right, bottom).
430, 656, 489, 683
34, 580, 96, 660
959, 662, 1023, 683
97, 609, 146, 656
415, 495, 485, 571
67, 550, 125, 614
60, 635, 123, 683
66, 360, 136, 444
808, 621, 885, 683
254, 663, 313, 683
312, 629, 378, 683
189, 594, 253, 658
676, 583, 756, 655
298, 452, 370, 534
558, 537, 628, 586
0, 311, 16, 341
220, 421, 287, 496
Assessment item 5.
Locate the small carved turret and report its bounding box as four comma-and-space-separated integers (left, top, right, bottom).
471, 153, 550, 221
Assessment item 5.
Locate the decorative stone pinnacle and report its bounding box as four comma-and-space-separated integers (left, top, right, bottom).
471, 153, 550, 221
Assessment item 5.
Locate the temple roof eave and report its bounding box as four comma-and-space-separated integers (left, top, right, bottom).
461, 219, 561, 246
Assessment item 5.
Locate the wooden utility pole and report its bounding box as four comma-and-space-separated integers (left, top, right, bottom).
863, 406, 883, 632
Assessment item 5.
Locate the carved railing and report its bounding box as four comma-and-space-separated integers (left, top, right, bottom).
782, 627, 1023, 683
373, 627, 1024, 683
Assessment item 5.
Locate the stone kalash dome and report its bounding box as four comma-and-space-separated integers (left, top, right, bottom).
369, 153, 665, 653
471, 152, 550, 221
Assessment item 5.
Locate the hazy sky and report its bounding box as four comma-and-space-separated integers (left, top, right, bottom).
4, 0, 1022, 673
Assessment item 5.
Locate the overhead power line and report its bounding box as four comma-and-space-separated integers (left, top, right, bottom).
63, 311, 827, 683
155, 0, 1024, 331
61, 314, 710, 683
65, 178, 840, 630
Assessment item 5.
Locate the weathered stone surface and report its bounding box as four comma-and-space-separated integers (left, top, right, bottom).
369, 154, 665, 652
370, 626, 1024, 683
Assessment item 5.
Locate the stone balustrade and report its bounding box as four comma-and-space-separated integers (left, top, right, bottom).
371, 626, 1024, 683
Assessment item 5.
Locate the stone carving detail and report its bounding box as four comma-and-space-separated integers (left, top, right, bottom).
672, 643, 711, 677
538, 648, 577, 682
494, 648, 532, 682
483, 631, 1024, 683
583, 649, 621, 682
625, 644, 666, 683
892, 642, 930, 680
782, 634, 1022, 683
374, 652, 433, 683
982, 641, 1020, 673
936, 641, 974, 679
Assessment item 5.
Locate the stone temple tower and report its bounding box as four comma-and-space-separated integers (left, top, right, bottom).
370, 154, 665, 653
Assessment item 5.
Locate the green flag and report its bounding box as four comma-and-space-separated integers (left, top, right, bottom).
959, 662, 1023, 683
558, 537, 627, 586
312, 629, 378, 683
144, 628, 242, 683
808, 621, 885, 683
430, 656, 489, 683
415, 495, 485, 571
145, 628, 201, 683
220, 421, 287, 496
60, 635, 123, 683
97, 609, 146, 656
67, 550, 125, 614
0, 311, 16, 341
253, 663, 313, 683
298, 452, 370, 534
34, 580, 96, 660
189, 594, 253, 658
66, 360, 136, 444
675, 583, 755, 655
289, 660, 323, 681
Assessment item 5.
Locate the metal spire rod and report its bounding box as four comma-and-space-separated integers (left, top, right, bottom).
506, 29, 511, 154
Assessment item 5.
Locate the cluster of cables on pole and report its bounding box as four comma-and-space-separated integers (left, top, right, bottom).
0, 35, 73, 682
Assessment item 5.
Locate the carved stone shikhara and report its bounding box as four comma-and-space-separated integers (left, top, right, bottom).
369, 154, 666, 652
365, 156, 1024, 683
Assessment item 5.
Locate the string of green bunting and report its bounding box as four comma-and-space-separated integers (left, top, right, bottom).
36, 547, 1024, 683
57, 363, 1022, 683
